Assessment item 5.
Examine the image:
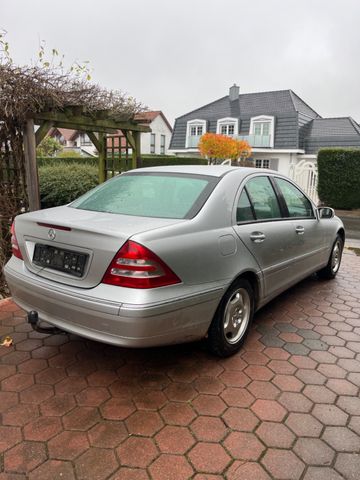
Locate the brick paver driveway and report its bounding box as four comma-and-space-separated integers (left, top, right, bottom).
1, 249, 360, 480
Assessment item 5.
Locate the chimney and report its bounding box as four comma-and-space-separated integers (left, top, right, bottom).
229, 84, 239, 101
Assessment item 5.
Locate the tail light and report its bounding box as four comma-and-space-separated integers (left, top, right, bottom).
10, 222, 23, 260
102, 240, 181, 289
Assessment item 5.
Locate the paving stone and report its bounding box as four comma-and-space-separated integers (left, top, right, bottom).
224, 431, 265, 460
75, 448, 118, 480
155, 425, 195, 453
335, 453, 360, 480
226, 461, 271, 480
48, 430, 89, 460
322, 426, 360, 452
191, 416, 227, 442
303, 467, 345, 480
294, 438, 335, 466
188, 443, 231, 474
256, 421, 295, 448
28, 460, 75, 480
222, 407, 259, 431
149, 454, 194, 480
117, 437, 158, 468
303, 339, 329, 350
284, 343, 310, 355
88, 421, 127, 448
286, 412, 323, 437
261, 449, 305, 480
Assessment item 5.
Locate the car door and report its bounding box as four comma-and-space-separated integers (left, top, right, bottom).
233, 175, 300, 299
273, 176, 327, 276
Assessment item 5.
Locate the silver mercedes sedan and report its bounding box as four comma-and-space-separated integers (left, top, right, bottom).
4, 166, 344, 357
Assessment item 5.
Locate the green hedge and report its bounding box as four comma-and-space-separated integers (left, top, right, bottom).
317, 148, 360, 209
39, 163, 99, 209
37, 155, 206, 169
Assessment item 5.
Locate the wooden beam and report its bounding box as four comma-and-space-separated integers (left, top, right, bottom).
37, 121, 117, 135
86, 131, 101, 152
132, 131, 142, 169
33, 112, 151, 133
98, 133, 106, 183
35, 121, 53, 146
122, 131, 136, 150
23, 119, 40, 211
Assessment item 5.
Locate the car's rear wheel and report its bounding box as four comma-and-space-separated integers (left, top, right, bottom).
317, 235, 343, 280
207, 279, 254, 357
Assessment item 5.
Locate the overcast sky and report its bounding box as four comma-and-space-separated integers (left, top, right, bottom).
1, 0, 360, 125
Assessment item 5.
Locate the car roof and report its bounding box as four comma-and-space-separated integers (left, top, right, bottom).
131, 165, 271, 178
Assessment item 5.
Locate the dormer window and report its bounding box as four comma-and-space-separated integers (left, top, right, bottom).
250, 115, 275, 147
216, 117, 238, 136
186, 119, 207, 148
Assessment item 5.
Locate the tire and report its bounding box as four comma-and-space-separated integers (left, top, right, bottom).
206, 279, 254, 357
317, 235, 343, 280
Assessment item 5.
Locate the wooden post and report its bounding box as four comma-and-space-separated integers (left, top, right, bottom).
132, 131, 142, 169
98, 133, 106, 183
23, 119, 40, 211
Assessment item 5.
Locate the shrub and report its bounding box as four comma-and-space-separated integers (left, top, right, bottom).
317, 148, 360, 209
39, 163, 98, 208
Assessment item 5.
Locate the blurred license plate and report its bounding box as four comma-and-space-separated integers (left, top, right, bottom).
33, 244, 87, 277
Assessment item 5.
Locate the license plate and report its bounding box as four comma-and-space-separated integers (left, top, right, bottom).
33, 244, 88, 277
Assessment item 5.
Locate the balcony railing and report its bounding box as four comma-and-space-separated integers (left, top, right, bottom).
186, 134, 272, 149
186, 135, 202, 148
237, 134, 271, 148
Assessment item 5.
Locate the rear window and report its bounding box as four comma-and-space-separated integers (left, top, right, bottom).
70, 172, 219, 219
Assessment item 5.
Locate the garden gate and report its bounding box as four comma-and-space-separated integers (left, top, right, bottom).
289, 160, 319, 204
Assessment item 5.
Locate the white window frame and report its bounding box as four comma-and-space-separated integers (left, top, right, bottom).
216, 117, 238, 136
150, 133, 156, 154
255, 159, 270, 169
250, 115, 275, 148
186, 119, 207, 148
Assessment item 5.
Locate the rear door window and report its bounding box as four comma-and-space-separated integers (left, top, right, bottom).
236, 190, 255, 222
245, 176, 282, 220
275, 178, 314, 218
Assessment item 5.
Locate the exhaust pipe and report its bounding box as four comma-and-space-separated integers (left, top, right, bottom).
27, 311, 65, 335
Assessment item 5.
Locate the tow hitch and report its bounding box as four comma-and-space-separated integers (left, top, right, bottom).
27, 311, 65, 335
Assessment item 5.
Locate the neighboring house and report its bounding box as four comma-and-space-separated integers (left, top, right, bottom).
169, 85, 360, 176
49, 111, 173, 157
134, 111, 172, 155
48, 128, 97, 156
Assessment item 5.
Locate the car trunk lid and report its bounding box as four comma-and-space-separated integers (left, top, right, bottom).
15, 205, 184, 288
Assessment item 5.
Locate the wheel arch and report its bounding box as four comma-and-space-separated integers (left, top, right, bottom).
226, 270, 261, 311
337, 228, 345, 245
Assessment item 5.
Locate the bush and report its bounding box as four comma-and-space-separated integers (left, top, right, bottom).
37, 155, 205, 169
39, 163, 99, 209
317, 149, 360, 209
37, 156, 97, 167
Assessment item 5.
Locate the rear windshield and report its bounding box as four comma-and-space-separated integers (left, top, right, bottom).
70, 172, 219, 219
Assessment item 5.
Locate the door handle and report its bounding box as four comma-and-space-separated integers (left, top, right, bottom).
250, 232, 266, 243
295, 226, 305, 235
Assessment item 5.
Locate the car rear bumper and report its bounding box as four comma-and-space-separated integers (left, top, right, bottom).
4, 258, 223, 347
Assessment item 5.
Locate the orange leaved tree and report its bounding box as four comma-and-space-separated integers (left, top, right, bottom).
198, 133, 251, 165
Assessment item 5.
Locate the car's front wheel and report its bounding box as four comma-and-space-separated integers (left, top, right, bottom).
317, 234, 344, 280
207, 278, 254, 357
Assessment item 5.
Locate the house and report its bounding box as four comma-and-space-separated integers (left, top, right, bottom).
169, 85, 360, 175
48, 128, 97, 156
49, 111, 173, 157
134, 110, 173, 155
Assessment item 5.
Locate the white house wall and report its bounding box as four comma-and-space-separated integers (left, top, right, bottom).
141, 115, 172, 155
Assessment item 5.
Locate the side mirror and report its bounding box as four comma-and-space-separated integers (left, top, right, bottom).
318, 207, 335, 219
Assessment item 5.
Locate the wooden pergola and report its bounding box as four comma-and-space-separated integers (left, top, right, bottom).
23, 106, 151, 211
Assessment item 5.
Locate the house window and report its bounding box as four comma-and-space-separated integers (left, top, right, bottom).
190, 125, 203, 136
186, 119, 207, 148
255, 159, 270, 169
160, 135, 166, 155
150, 133, 156, 154
250, 115, 275, 147
217, 117, 238, 136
